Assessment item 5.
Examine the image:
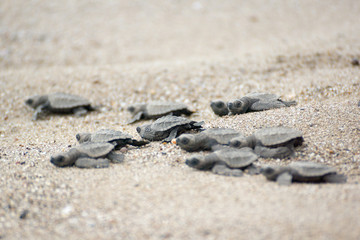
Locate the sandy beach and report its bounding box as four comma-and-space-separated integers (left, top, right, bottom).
1, 0, 360, 239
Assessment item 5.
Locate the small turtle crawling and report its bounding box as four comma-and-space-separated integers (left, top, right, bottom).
261, 161, 347, 185
227, 92, 296, 115
175, 128, 243, 152
76, 129, 149, 148
25, 92, 94, 120
229, 127, 303, 158
127, 101, 194, 124
50, 142, 124, 168
185, 148, 259, 177
136, 115, 204, 142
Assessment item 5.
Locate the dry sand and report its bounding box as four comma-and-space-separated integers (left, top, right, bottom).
1, 0, 360, 239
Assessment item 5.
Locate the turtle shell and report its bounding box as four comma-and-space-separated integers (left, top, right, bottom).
151, 115, 194, 132
88, 129, 133, 142
146, 101, 189, 116
213, 148, 258, 168
245, 92, 279, 101
76, 142, 114, 158
48, 92, 91, 110
289, 161, 337, 177
254, 127, 303, 147
202, 128, 243, 145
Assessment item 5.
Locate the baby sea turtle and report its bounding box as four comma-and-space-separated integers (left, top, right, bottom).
229, 127, 303, 158
127, 101, 194, 124
227, 92, 296, 115
25, 92, 94, 120
261, 161, 347, 185
76, 129, 149, 148
50, 142, 124, 168
185, 148, 259, 177
136, 115, 204, 142
210, 100, 229, 116
175, 128, 243, 152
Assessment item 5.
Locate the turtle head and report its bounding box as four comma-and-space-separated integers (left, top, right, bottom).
227, 99, 249, 114
50, 154, 69, 167
185, 155, 206, 169
260, 166, 282, 181
127, 104, 146, 115
25, 95, 48, 109
210, 100, 229, 116
136, 125, 152, 139
229, 136, 249, 148
76, 132, 91, 143
175, 134, 197, 151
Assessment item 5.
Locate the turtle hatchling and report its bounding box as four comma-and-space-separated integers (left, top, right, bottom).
185, 148, 259, 177
127, 101, 194, 124
261, 161, 347, 185
25, 92, 94, 120
175, 128, 243, 152
136, 115, 204, 142
76, 129, 149, 148
50, 142, 124, 168
229, 127, 304, 158
210, 100, 229, 116
227, 92, 296, 115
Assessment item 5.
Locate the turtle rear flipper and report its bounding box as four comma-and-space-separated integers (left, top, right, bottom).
212, 164, 244, 177
75, 158, 109, 168
323, 173, 347, 183
276, 172, 293, 185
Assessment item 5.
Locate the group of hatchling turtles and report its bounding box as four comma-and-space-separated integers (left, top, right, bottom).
25, 92, 347, 185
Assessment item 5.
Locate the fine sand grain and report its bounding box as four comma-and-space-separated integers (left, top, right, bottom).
1, 1, 360, 239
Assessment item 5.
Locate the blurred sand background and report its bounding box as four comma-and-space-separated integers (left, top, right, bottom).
1, 0, 360, 239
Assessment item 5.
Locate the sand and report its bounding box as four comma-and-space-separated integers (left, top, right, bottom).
1, 0, 360, 239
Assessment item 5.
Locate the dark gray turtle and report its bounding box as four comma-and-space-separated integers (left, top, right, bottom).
136, 115, 204, 142
261, 161, 347, 185
229, 127, 303, 158
127, 101, 194, 124
185, 148, 259, 177
227, 92, 296, 115
76, 129, 149, 148
50, 142, 124, 168
25, 92, 94, 120
175, 128, 243, 152
210, 100, 229, 116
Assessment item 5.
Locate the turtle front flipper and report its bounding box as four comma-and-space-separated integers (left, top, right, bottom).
323, 173, 347, 183
280, 100, 297, 107
75, 157, 109, 168
33, 104, 48, 120
107, 152, 125, 163
73, 107, 88, 117
276, 172, 293, 185
127, 112, 144, 124
163, 127, 179, 142
128, 139, 150, 147
212, 164, 244, 177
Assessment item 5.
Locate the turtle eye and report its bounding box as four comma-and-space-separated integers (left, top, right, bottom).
186, 158, 199, 167
76, 134, 81, 141
231, 140, 240, 147
216, 102, 224, 108
128, 106, 135, 113
136, 127, 141, 133
181, 137, 190, 145
234, 100, 242, 108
